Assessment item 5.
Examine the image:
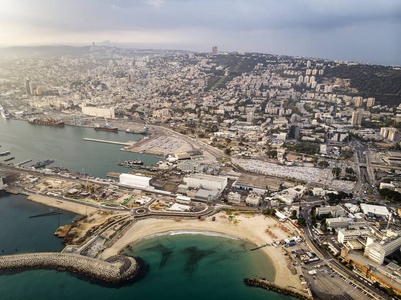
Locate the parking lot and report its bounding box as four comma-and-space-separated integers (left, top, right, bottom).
303, 263, 373, 300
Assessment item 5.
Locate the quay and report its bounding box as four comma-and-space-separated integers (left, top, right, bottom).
17, 159, 32, 167
0, 252, 138, 283
83, 138, 132, 146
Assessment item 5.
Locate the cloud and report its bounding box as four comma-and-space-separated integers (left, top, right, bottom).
0, 0, 400, 64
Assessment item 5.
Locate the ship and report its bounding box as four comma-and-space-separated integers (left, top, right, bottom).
31, 159, 55, 169
94, 118, 118, 132
28, 117, 65, 127
1, 110, 10, 119
118, 159, 144, 168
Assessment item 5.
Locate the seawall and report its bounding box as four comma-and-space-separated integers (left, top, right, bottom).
244, 278, 312, 300
0, 253, 138, 283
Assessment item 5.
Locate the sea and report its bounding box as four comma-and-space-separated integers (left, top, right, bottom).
0, 118, 295, 299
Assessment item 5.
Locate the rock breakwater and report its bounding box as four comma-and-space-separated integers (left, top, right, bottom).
0, 253, 138, 283
244, 278, 312, 300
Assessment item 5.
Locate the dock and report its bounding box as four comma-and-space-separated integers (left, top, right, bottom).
107, 172, 121, 179
3, 157, 14, 162
17, 159, 32, 167
83, 138, 131, 146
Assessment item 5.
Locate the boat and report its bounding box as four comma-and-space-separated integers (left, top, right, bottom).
1, 110, 10, 119
28, 118, 64, 127
0, 151, 10, 156
94, 118, 118, 132
31, 159, 55, 169
118, 160, 144, 168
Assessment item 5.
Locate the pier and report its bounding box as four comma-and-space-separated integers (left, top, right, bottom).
17, 159, 32, 167
0, 253, 138, 283
83, 138, 132, 146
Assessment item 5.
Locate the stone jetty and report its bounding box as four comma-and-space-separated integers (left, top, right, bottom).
244, 278, 312, 300
0, 253, 138, 283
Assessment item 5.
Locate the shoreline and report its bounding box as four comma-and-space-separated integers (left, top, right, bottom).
100, 214, 307, 294
26, 194, 98, 216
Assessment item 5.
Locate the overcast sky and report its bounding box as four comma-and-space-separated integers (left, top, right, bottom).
0, 0, 400, 65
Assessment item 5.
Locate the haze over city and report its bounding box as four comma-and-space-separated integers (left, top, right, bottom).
0, 0, 400, 65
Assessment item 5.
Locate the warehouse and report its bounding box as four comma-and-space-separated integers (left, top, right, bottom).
119, 173, 151, 189
183, 174, 227, 191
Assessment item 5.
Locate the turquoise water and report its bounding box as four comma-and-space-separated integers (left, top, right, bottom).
0, 118, 159, 178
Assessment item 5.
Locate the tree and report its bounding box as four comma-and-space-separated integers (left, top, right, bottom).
297, 217, 306, 227
318, 161, 329, 168
225, 138, 232, 145
345, 167, 355, 174
224, 148, 232, 156
290, 210, 297, 220
332, 167, 341, 178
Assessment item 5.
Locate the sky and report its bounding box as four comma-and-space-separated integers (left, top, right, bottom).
0, 0, 400, 65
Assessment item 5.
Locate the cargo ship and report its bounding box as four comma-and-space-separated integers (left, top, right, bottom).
94, 118, 118, 132
118, 160, 144, 168
28, 118, 65, 127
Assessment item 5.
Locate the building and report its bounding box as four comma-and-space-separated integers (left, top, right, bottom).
388, 128, 399, 142
212, 46, 218, 55
82, 105, 115, 119
337, 229, 371, 243
354, 96, 363, 107
312, 187, 325, 196
316, 205, 345, 218
351, 110, 363, 125
365, 235, 401, 265
0, 177, 7, 190
360, 203, 389, 218
326, 217, 353, 229
25, 79, 32, 95
288, 125, 300, 140
195, 189, 219, 202
245, 193, 261, 206
119, 173, 151, 189
227, 192, 241, 204
183, 174, 227, 191
367, 97, 375, 107
342, 250, 401, 295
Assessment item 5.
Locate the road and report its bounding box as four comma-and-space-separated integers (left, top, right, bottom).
301, 206, 389, 300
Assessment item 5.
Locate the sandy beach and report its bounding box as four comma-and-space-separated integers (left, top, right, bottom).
101, 213, 306, 292
27, 195, 99, 216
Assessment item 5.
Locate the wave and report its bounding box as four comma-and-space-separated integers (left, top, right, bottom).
140, 230, 240, 241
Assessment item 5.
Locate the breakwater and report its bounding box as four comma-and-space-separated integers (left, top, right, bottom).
0, 253, 138, 283
244, 278, 311, 300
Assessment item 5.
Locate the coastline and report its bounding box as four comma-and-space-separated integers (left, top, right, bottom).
100, 214, 306, 293
26, 194, 98, 216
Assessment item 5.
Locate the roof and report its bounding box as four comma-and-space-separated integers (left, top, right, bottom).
360, 203, 389, 217
195, 189, 219, 198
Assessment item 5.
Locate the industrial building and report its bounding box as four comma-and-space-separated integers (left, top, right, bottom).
245, 193, 261, 206
360, 204, 389, 218
82, 105, 115, 119
316, 205, 345, 218
119, 173, 151, 189
183, 174, 227, 191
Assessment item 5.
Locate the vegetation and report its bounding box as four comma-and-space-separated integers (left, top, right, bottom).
318, 161, 329, 168
324, 64, 401, 106
283, 142, 319, 155
378, 188, 401, 202
332, 167, 342, 178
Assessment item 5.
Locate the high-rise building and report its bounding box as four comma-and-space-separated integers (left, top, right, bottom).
367, 97, 375, 107
212, 46, 218, 55
306, 60, 311, 68
354, 96, 363, 107
25, 79, 32, 96
288, 125, 300, 140
128, 73, 134, 83
351, 110, 363, 125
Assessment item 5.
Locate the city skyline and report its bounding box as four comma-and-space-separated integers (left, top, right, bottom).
0, 0, 400, 66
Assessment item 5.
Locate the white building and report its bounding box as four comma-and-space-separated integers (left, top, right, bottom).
360, 204, 389, 217
326, 217, 352, 229
82, 105, 115, 119
365, 236, 401, 265
316, 206, 345, 218
337, 229, 371, 243
246, 193, 261, 206
119, 174, 151, 189
183, 174, 227, 191
227, 192, 241, 204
